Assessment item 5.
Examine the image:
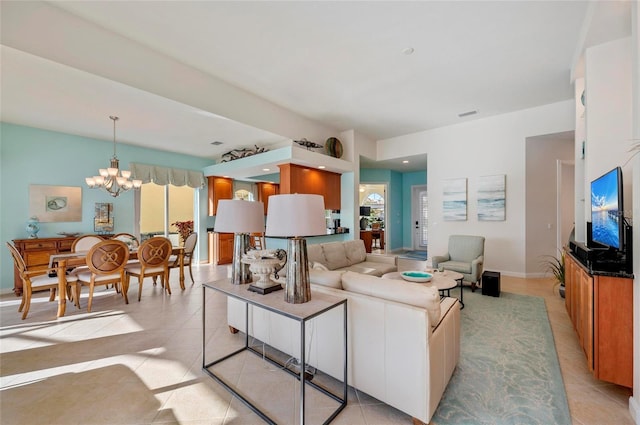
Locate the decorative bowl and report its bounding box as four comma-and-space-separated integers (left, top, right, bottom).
400, 271, 433, 283
57, 232, 81, 238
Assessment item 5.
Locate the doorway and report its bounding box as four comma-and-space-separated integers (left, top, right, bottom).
412, 185, 428, 250
359, 184, 387, 252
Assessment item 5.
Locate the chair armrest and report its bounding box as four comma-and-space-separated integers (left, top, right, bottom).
470, 256, 484, 281
365, 254, 397, 265
431, 254, 450, 268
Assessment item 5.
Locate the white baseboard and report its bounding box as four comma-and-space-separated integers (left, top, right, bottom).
629, 395, 640, 425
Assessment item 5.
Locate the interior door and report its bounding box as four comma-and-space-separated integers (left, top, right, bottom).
412, 185, 428, 250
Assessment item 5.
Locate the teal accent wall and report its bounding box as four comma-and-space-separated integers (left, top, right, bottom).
0, 122, 213, 293
402, 171, 427, 247
360, 168, 426, 250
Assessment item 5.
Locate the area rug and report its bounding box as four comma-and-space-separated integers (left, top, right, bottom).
398, 250, 428, 260
431, 291, 571, 425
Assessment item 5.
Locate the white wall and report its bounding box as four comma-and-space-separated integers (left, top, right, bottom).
377, 100, 574, 276
584, 37, 634, 218
525, 135, 574, 275
583, 34, 637, 422
630, 2, 639, 422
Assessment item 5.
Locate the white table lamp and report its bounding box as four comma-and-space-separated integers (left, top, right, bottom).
266, 194, 326, 303
214, 199, 265, 285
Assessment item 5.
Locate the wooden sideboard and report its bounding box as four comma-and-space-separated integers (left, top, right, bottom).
11, 236, 78, 296
564, 251, 633, 387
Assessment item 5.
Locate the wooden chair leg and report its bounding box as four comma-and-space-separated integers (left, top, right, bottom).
87, 282, 95, 313
49, 288, 56, 302
188, 264, 194, 284
21, 287, 32, 320
164, 271, 172, 295
138, 276, 144, 302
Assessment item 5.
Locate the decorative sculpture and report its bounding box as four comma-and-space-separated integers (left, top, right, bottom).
294, 138, 323, 150
221, 145, 269, 162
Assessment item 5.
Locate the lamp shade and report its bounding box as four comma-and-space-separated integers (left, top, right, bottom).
266, 194, 326, 237
214, 200, 265, 234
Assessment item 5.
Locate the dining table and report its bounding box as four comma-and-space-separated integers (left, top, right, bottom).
49, 246, 185, 318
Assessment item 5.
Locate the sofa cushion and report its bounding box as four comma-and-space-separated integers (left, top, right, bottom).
306, 243, 326, 267
343, 239, 367, 264
439, 260, 471, 274
321, 242, 350, 270
309, 270, 345, 289
341, 261, 397, 277
341, 271, 441, 327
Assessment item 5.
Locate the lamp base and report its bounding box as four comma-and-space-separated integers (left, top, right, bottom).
248, 283, 282, 295
284, 237, 311, 303
230, 233, 252, 285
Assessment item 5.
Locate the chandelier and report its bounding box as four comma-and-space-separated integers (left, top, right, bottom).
85, 116, 142, 197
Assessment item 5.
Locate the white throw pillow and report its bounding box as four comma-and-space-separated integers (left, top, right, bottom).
312, 261, 329, 271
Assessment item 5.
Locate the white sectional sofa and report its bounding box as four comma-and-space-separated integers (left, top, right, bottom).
306, 239, 398, 276
227, 268, 461, 424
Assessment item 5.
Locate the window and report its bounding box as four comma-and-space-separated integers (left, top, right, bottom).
139, 183, 196, 246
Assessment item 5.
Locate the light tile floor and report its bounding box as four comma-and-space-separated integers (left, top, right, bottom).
0, 265, 634, 424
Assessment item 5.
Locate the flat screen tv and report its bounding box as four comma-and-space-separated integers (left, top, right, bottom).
590, 167, 623, 250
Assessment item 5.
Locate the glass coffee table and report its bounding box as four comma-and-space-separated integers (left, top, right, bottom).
382, 269, 465, 309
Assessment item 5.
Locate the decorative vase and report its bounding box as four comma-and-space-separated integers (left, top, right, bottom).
26, 217, 40, 239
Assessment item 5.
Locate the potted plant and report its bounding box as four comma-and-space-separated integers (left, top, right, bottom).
171, 220, 194, 245
542, 251, 565, 298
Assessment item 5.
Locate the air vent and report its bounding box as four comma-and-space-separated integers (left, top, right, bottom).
458, 110, 478, 118
210, 141, 224, 146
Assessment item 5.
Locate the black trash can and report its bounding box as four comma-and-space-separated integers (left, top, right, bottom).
482, 271, 501, 297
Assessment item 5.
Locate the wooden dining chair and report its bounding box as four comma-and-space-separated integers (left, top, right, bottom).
112, 233, 140, 249
71, 235, 103, 252
371, 222, 382, 248
125, 237, 172, 301
169, 232, 197, 284
74, 239, 130, 312
6, 242, 78, 320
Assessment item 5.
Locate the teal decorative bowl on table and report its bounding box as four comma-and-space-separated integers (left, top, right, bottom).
400, 271, 433, 283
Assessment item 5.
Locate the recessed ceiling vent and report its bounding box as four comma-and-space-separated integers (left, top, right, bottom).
210, 141, 224, 146
458, 110, 478, 118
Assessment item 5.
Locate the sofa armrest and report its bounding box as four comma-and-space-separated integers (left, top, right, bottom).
365, 254, 397, 265
431, 254, 450, 268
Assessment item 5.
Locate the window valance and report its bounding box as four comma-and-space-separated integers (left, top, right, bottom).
130, 163, 205, 189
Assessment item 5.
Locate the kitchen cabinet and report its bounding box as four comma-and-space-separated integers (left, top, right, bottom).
207, 176, 233, 215
278, 163, 341, 210
216, 233, 234, 265
257, 182, 279, 214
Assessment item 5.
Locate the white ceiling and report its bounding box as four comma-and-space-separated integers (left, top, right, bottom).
0, 1, 632, 167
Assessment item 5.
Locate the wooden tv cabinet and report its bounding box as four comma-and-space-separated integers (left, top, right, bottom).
564, 251, 633, 388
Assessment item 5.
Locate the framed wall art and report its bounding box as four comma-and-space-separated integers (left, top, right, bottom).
442, 178, 467, 221
477, 174, 506, 221
29, 185, 82, 222
94, 203, 114, 233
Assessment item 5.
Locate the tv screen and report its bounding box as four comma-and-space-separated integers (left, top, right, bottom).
359, 206, 371, 216
590, 167, 623, 250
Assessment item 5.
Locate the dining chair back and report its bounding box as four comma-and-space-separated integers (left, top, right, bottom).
71, 235, 103, 252
371, 222, 382, 248
6, 242, 78, 319
126, 237, 172, 301
112, 233, 140, 249
74, 239, 130, 312
169, 232, 197, 284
